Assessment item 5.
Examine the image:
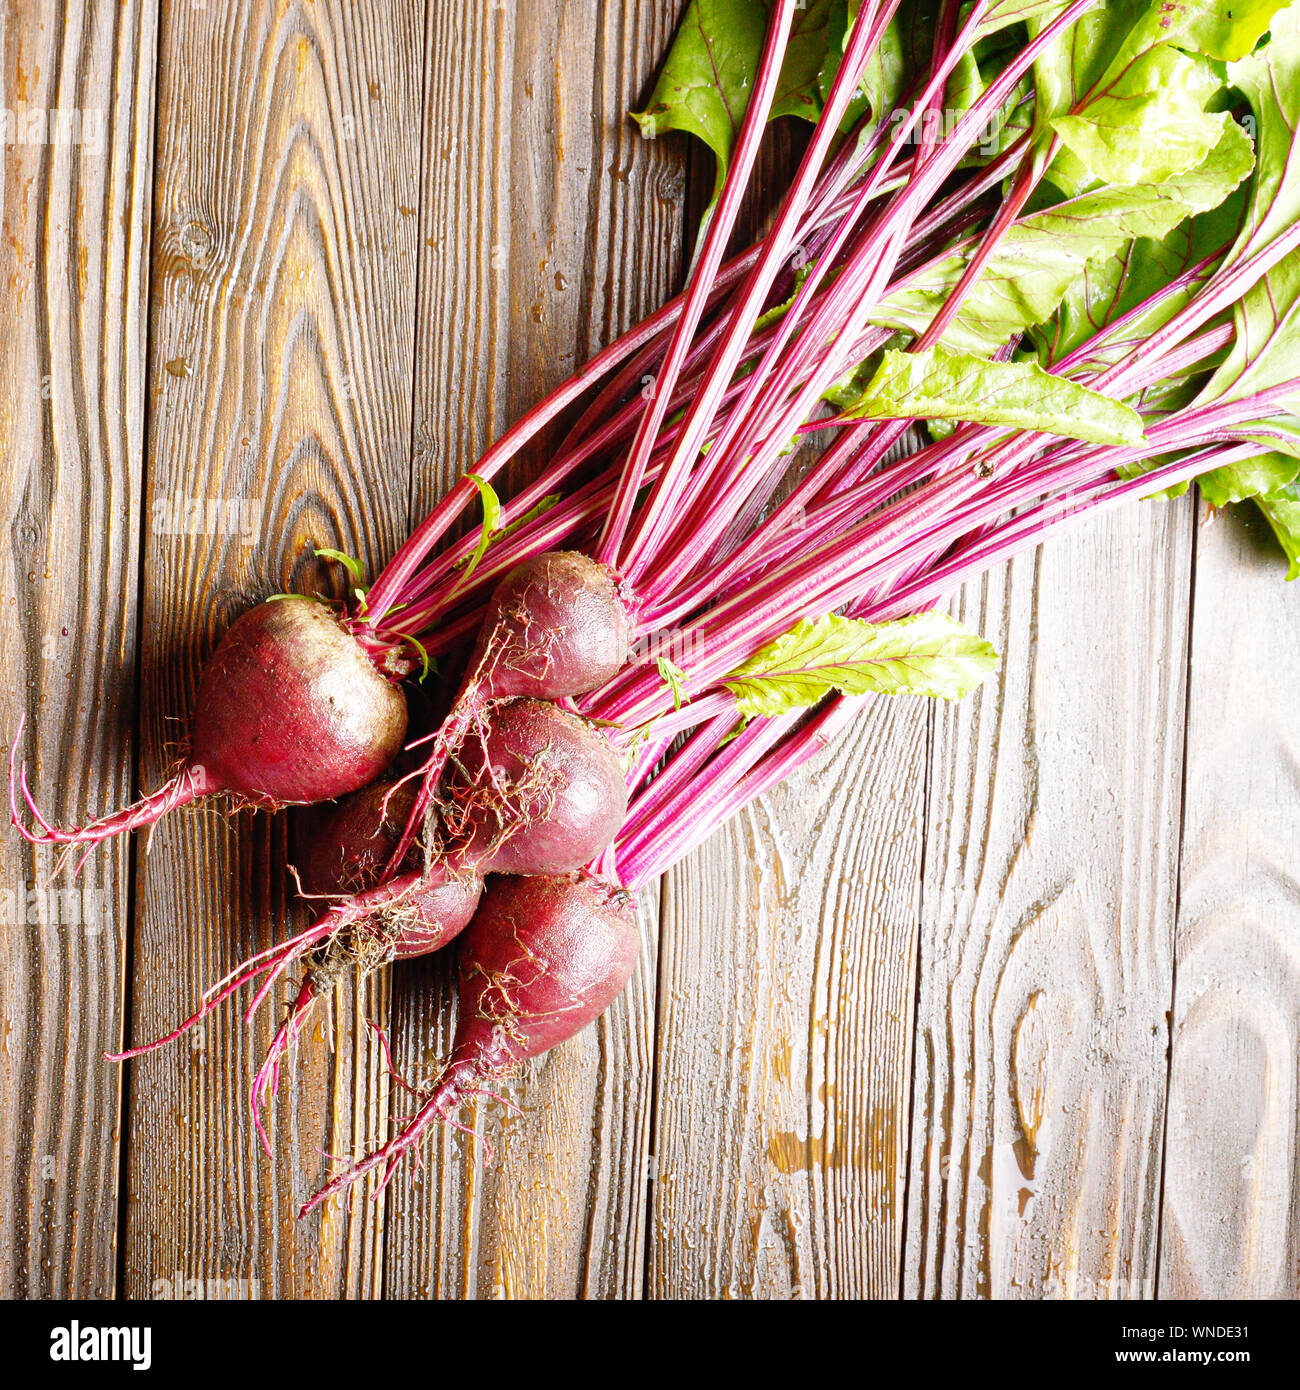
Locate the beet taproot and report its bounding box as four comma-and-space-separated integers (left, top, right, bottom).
300, 870, 640, 1215
11, 598, 408, 851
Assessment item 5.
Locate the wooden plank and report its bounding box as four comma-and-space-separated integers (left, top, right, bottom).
382, 0, 685, 1300
648, 703, 928, 1299
120, 0, 423, 1299
644, 109, 929, 1296
0, 0, 157, 1299
1159, 503, 1300, 1299
904, 500, 1193, 1299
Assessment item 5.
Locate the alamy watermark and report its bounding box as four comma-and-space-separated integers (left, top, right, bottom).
0, 883, 109, 931
152, 495, 264, 541
2, 107, 105, 153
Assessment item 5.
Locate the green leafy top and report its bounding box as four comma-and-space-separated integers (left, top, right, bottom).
658, 656, 689, 711
459, 473, 503, 585
1197, 5, 1300, 416
1255, 484, 1300, 579
839, 343, 1145, 444
871, 124, 1254, 354
315, 547, 366, 587
723, 611, 999, 717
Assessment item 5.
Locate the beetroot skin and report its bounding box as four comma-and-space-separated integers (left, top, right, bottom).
191, 599, 407, 805
113, 779, 485, 1154
297, 778, 417, 896
444, 872, 640, 1067
469, 551, 630, 702
297, 780, 483, 959
441, 698, 628, 875
377, 552, 632, 870
300, 871, 640, 1216
12, 597, 408, 848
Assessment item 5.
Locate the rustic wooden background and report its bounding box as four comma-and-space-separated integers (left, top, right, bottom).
1, 0, 1297, 1301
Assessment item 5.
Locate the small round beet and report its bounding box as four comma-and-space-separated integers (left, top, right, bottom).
440, 698, 628, 875
468, 551, 630, 701
299, 871, 640, 1216
12, 597, 408, 850
296, 780, 483, 958
191, 598, 407, 805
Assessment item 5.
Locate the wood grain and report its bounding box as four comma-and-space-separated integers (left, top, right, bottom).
0, 0, 157, 1299
120, 0, 423, 1299
645, 116, 928, 1299
381, 0, 686, 1300
5, 0, 1300, 1304
904, 500, 1193, 1300
1159, 503, 1300, 1299
648, 702, 928, 1299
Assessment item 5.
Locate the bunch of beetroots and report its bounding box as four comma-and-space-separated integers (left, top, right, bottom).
71, 550, 644, 1195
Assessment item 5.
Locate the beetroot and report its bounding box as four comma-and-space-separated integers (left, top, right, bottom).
100, 692, 629, 1131
11, 598, 408, 850
297, 778, 416, 897
110, 779, 483, 1152
296, 780, 484, 959
383, 551, 630, 869
439, 698, 628, 876
300, 871, 640, 1216
466, 550, 630, 701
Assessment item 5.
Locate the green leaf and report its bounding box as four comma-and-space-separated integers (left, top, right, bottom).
770, 0, 842, 122
1029, 0, 1279, 197
839, 344, 1145, 443
632, 0, 851, 201
1195, 9, 1300, 424
1255, 484, 1300, 579
976, 0, 1079, 40
1050, 47, 1231, 189
836, 0, 939, 133
1198, 452, 1300, 506
1123, 0, 1290, 64
871, 124, 1254, 353
315, 548, 366, 586
754, 261, 815, 333
821, 338, 893, 409
460, 473, 503, 585
389, 629, 434, 683
657, 656, 689, 711
632, 1, 768, 201
497, 492, 562, 541
723, 611, 1000, 717
450, 492, 563, 575
1036, 182, 1249, 366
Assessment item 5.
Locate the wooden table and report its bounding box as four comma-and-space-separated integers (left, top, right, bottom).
2, 1, 1297, 1301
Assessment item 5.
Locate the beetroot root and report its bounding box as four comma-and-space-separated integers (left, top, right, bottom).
383, 551, 630, 870
11, 598, 408, 854
295, 780, 485, 962
108, 780, 483, 1155
439, 698, 628, 875
300, 870, 640, 1216
467, 550, 630, 702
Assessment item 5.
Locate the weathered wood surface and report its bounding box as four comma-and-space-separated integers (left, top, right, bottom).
1160, 503, 1300, 1299
905, 500, 1194, 1300
1, 0, 1298, 1301
122, 0, 423, 1299
0, 0, 157, 1298
648, 127, 930, 1301
383, 0, 682, 1300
